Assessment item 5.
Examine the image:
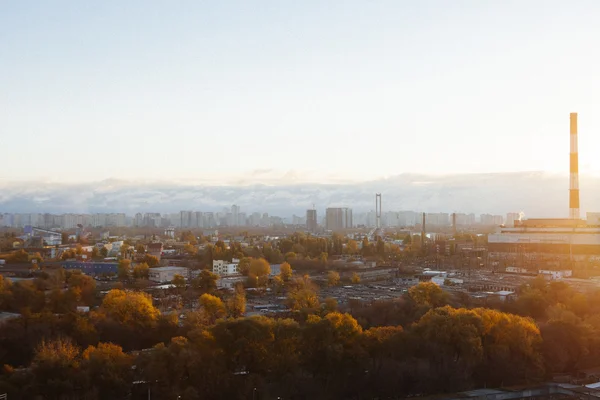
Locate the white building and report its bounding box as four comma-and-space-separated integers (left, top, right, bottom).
538, 270, 572, 280
148, 266, 189, 283
212, 259, 240, 276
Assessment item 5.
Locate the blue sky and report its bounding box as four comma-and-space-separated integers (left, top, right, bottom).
2, 1, 600, 183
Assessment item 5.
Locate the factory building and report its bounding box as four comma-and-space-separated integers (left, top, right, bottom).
488, 113, 600, 268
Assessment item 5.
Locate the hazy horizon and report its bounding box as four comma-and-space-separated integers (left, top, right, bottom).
1, 171, 599, 218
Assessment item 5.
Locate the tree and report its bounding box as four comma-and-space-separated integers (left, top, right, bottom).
323, 297, 338, 313
117, 259, 131, 281
143, 254, 160, 267
346, 240, 359, 254
287, 275, 320, 311
351, 272, 361, 284
67, 270, 96, 305
227, 284, 246, 318
238, 257, 252, 276
327, 271, 340, 287
82, 342, 134, 399
133, 262, 150, 279
408, 282, 450, 308
172, 274, 186, 290
100, 246, 108, 258
280, 262, 293, 282
249, 258, 271, 278
30, 337, 82, 399
184, 244, 197, 256
285, 252, 297, 262
199, 293, 226, 323
91, 246, 100, 260
135, 244, 146, 254
120, 243, 130, 258
100, 289, 160, 327
193, 270, 218, 293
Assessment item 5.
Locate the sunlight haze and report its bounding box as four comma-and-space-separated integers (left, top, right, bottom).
2, 0, 600, 182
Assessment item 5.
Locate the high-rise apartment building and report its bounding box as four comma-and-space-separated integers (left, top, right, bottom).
306, 209, 317, 232
325, 208, 353, 230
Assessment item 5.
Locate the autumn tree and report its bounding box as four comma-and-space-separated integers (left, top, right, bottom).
280, 262, 293, 282
287, 275, 319, 311
199, 293, 226, 323
408, 282, 450, 308
250, 258, 271, 277
238, 257, 252, 276
351, 272, 361, 284
143, 254, 160, 267
30, 337, 82, 398
192, 270, 218, 293
327, 271, 340, 287
346, 240, 358, 254
100, 289, 160, 328
133, 262, 150, 279
67, 270, 96, 305
227, 283, 247, 318
82, 342, 134, 399
117, 259, 131, 281
172, 274, 186, 290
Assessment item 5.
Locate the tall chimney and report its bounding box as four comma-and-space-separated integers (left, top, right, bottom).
570, 112, 580, 219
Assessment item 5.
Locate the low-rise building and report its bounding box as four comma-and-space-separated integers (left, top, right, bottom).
147, 242, 164, 261
148, 266, 189, 283
213, 259, 240, 276
539, 269, 572, 280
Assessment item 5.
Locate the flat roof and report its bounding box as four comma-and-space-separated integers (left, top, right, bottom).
149, 266, 188, 271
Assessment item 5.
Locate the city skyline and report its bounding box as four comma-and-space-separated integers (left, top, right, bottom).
3, 1, 600, 183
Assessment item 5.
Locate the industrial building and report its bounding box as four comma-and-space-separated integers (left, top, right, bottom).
488, 113, 600, 269
148, 266, 189, 283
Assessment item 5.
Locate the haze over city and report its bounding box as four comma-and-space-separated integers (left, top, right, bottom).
3, 1, 600, 185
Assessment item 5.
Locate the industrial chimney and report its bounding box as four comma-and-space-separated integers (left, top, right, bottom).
570, 112, 580, 219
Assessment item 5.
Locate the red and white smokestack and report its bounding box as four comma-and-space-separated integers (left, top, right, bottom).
569, 112, 580, 219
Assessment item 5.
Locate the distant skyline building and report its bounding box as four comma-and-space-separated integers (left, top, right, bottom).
325, 207, 353, 231
306, 209, 317, 232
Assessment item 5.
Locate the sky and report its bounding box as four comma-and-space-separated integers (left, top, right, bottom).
2, 0, 600, 184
